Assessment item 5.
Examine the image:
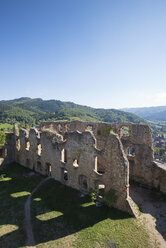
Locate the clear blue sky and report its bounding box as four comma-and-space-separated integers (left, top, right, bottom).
0, 0, 166, 108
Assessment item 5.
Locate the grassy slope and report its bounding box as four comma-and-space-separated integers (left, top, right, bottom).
0, 163, 152, 248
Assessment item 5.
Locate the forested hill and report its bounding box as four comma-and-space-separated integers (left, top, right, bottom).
0, 97, 145, 127
122, 106, 166, 121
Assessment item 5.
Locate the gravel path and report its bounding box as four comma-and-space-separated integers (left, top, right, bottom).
130, 186, 166, 248
24, 177, 50, 247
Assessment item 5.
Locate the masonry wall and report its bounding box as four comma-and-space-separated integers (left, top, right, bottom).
13, 123, 138, 216
2, 120, 164, 216
40, 120, 166, 193
0, 133, 15, 167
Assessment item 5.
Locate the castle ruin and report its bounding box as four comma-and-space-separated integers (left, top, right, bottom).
1, 120, 166, 216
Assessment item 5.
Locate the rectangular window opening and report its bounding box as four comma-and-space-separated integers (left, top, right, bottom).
61, 149, 67, 163
46, 162, 51, 176
37, 144, 42, 156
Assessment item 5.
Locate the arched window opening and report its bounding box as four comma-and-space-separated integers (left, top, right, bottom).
57, 124, 63, 132
64, 124, 70, 132
64, 170, 68, 181
61, 169, 68, 181
128, 147, 135, 157
121, 126, 129, 137
86, 125, 93, 132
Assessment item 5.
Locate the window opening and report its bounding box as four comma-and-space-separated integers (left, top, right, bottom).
63, 170, 68, 181
16, 139, 21, 151
61, 149, 67, 163
37, 144, 42, 156
73, 159, 79, 168
86, 125, 93, 132
122, 126, 129, 137
46, 162, 51, 176
37, 161, 42, 172
26, 159, 30, 167
95, 156, 105, 174
128, 147, 135, 156
97, 183, 105, 198
25, 141, 30, 151
79, 175, 88, 190
65, 124, 70, 132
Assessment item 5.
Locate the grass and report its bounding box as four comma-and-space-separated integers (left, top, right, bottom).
0, 163, 43, 248
0, 163, 152, 248
0, 123, 13, 132
31, 181, 152, 248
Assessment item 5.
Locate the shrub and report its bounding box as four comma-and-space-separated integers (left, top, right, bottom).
89, 188, 97, 202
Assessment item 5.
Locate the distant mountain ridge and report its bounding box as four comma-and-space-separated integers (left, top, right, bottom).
0, 97, 145, 127
122, 106, 166, 121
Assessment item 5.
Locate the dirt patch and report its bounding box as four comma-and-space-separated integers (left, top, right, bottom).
130, 186, 166, 248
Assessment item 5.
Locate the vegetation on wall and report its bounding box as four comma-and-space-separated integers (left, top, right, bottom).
0, 131, 6, 147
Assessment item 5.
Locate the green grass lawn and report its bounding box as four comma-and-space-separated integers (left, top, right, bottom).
0, 163, 152, 248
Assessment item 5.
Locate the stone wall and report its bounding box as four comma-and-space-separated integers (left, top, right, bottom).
40, 120, 166, 194
0, 133, 15, 167
3, 120, 166, 215
12, 122, 139, 216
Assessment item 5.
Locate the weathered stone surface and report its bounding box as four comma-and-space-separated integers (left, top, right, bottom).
2, 120, 166, 215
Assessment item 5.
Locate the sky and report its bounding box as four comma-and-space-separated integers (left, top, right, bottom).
0, 0, 166, 109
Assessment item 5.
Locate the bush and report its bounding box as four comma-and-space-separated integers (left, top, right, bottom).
89, 189, 97, 202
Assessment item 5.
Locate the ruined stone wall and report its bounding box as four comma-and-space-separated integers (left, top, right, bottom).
40, 121, 154, 185
3, 120, 165, 215
12, 122, 138, 215
40, 120, 166, 194
0, 133, 15, 167
152, 162, 166, 193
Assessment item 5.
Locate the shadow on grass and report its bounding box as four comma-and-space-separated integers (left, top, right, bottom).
0, 164, 131, 247
30, 179, 131, 247
0, 163, 43, 248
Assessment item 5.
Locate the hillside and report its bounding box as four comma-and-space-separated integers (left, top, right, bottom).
122, 106, 166, 121
0, 98, 145, 127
